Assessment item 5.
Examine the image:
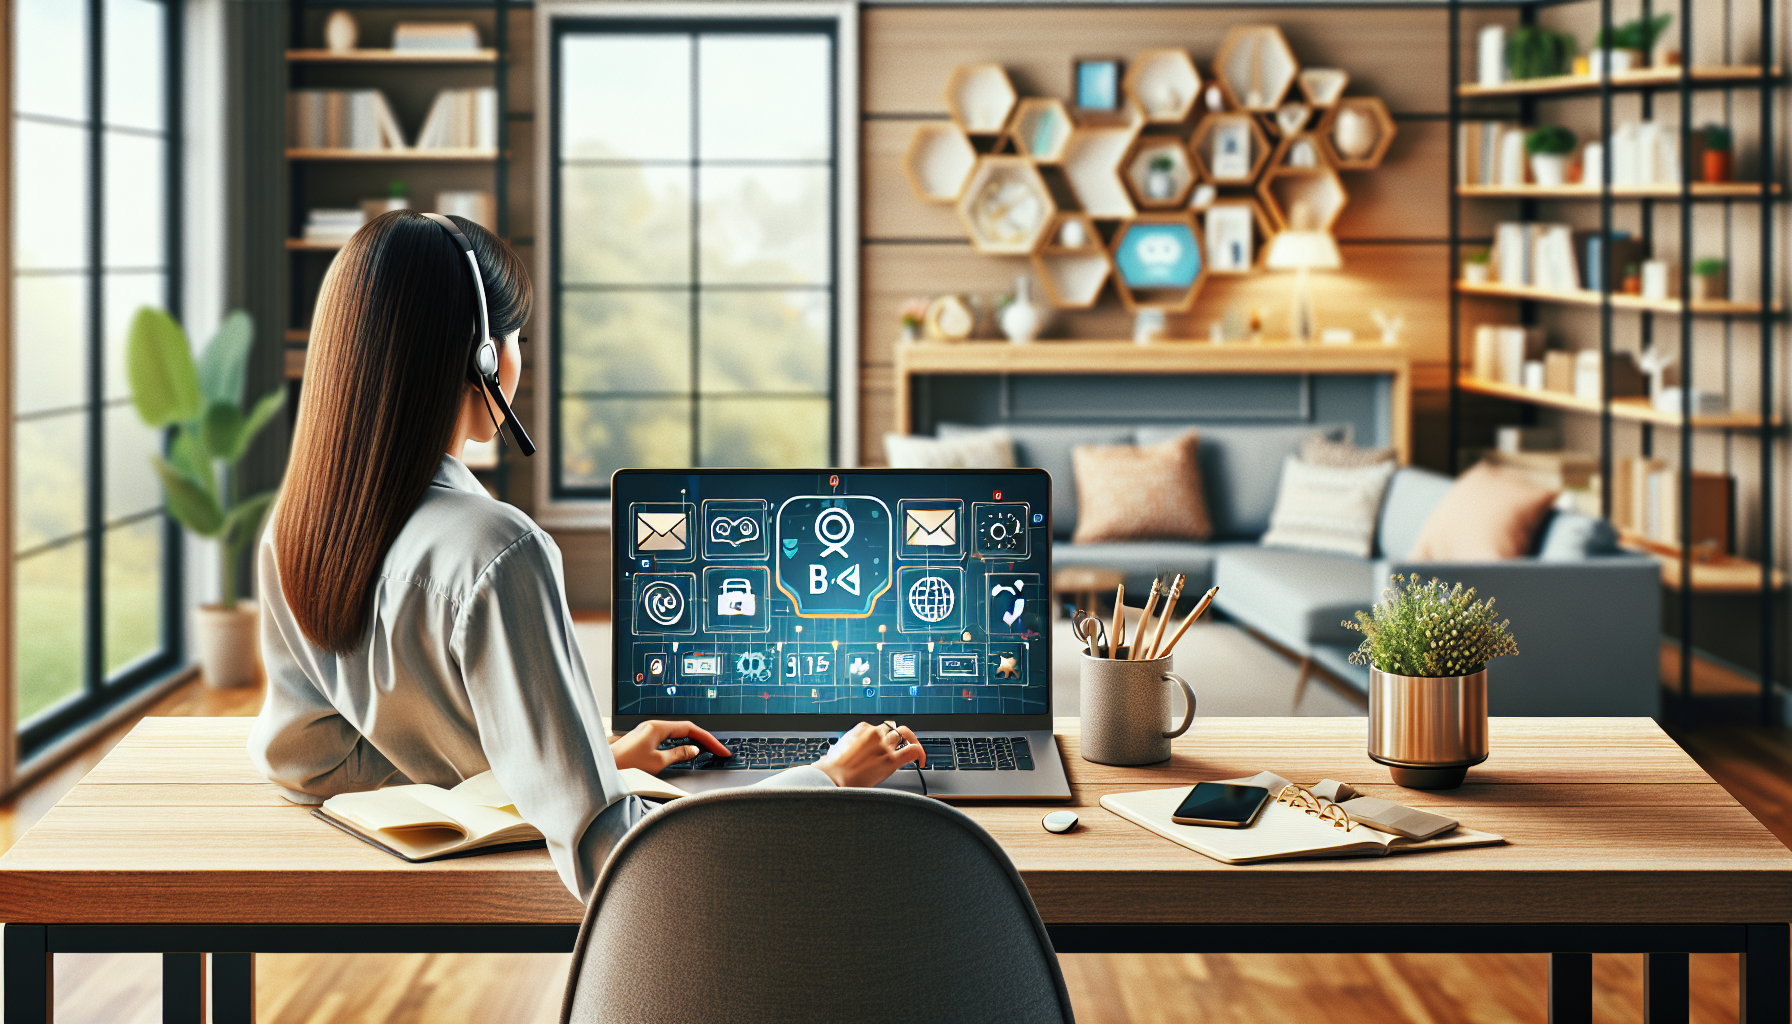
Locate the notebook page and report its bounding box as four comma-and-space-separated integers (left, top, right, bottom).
1102, 787, 1392, 864
325, 787, 466, 836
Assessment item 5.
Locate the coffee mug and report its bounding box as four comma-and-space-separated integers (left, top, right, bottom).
1079, 651, 1197, 765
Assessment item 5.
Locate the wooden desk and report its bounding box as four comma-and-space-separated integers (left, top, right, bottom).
3, 717, 1789, 1023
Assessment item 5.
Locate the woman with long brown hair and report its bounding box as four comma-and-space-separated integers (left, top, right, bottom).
249, 211, 922, 900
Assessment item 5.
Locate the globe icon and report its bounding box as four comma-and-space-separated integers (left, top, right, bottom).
907, 575, 955, 623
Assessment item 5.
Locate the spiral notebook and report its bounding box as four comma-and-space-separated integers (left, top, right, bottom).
1100, 771, 1505, 865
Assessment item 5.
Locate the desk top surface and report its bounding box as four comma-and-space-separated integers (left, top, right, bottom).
2, 716, 1788, 926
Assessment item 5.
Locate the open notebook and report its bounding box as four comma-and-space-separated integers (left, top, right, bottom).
1100, 772, 1505, 865
314, 769, 689, 862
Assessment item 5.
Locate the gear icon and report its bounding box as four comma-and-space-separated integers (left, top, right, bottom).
735, 650, 772, 684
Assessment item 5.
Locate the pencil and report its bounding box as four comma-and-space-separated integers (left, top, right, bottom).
1131, 578, 1162, 660
1158, 586, 1219, 660
1109, 584, 1125, 661
1146, 574, 1185, 659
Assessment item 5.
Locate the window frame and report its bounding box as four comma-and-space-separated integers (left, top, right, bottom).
533, 1, 861, 528
10, 0, 185, 760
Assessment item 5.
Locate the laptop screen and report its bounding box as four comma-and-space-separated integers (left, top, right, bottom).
609, 468, 1053, 731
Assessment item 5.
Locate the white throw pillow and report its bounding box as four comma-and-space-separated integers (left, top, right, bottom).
883, 429, 1017, 469
1260, 455, 1397, 558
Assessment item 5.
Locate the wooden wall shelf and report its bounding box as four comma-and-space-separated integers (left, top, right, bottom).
286, 148, 498, 161
1459, 65, 1783, 98
285, 48, 497, 64
1457, 280, 1781, 317
1458, 183, 1782, 200
1618, 532, 1789, 593
1457, 374, 1779, 430
285, 239, 344, 251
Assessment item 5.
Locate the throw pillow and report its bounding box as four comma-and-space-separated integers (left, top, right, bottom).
1406, 462, 1560, 561
1070, 431, 1212, 543
882, 428, 1016, 469
1260, 456, 1398, 558
1535, 510, 1620, 561
1300, 435, 1397, 469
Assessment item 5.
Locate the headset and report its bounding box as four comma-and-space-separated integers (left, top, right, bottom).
421, 212, 536, 457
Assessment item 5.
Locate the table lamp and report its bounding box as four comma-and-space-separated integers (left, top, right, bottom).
1264, 201, 1341, 344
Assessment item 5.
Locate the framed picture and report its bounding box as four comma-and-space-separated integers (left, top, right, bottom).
1073, 58, 1122, 111
1211, 118, 1253, 180
1205, 203, 1256, 274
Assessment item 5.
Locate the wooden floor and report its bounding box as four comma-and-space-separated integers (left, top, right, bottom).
2, 674, 1787, 1023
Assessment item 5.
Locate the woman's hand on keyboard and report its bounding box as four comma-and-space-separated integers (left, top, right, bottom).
610, 720, 730, 773
815, 722, 926, 788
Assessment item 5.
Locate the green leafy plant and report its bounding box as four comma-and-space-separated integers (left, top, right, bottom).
1594, 13, 1672, 52
1505, 27, 1577, 80
1702, 124, 1733, 151
1693, 257, 1728, 277
127, 308, 285, 608
1463, 248, 1491, 265
1344, 574, 1519, 676
1148, 153, 1176, 173
1524, 125, 1577, 155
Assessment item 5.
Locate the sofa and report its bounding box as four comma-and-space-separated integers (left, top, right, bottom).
937, 421, 1662, 717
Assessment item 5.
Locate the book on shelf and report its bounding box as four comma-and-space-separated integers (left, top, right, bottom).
1471, 323, 1545, 386
288, 89, 407, 151
437, 190, 496, 229
1490, 222, 1578, 290
1458, 120, 1523, 186
1543, 350, 1576, 393
393, 21, 481, 53
1483, 449, 1598, 491
1571, 349, 1648, 401
1611, 457, 1733, 551
303, 208, 365, 245
416, 88, 499, 151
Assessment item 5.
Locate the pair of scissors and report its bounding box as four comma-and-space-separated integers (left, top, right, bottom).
1071, 609, 1108, 658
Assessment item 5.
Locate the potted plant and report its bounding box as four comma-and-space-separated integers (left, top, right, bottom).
1692, 257, 1728, 302
898, 298, 929, 343
1505, 26, 1577, 80
1589, 14, 1671, 76
1462, 248, 1492, 285
1344, 574, 1519, 789
1524, 126, 1576, 186
1145, 152, 1177, 200
127, 308, 285, 688
1700, 124, 1733, 183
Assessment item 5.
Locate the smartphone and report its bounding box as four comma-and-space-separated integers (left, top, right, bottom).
1170, 783, 1272, 828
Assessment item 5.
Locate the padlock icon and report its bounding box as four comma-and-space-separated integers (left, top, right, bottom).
716, 577, 756, 617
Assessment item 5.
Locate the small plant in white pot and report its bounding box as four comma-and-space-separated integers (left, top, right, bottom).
1525, 125, 1576, 187
128, 308, 285, 688
1344, 574, 1519, 789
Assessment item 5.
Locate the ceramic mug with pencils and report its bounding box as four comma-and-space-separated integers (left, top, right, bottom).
1075, 577, 1212, 766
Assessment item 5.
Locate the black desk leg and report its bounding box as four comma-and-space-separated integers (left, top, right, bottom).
1548, 952, 1593, 1024
1741, 924, 1790, 1024
3, 925, 50, 1024
162, 953, 205, 1024
1645, 952, 1689, 1024
212, 952, 256, 1024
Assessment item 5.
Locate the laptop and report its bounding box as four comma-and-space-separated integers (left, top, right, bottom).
610, 468, 1071, 800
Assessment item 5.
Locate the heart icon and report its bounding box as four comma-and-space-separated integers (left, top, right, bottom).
782, 538, 799, 559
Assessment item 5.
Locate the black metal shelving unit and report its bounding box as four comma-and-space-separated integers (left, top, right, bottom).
1447, 0, 1787, 724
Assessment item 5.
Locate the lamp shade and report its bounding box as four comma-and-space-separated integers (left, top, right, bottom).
1264, 229, 1342, 271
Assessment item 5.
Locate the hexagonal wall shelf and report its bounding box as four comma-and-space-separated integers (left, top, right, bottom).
956, 156, 1057, 254
1110, 213, 1206, 312
1009, 98, 1074, 162
1190, 113, 1271, 187
1061, 114, 1141, 219
946, 64, 1018, 136
1033, 251, 1112, 308
1201, 198, 1274, 275
1043, 211, 1101, 252
1123, 135, 1197, 209
1271, 131, 1329, 173
1318, 96, 1397, 170
1271, 101, 1313, 139
1214, 26, 1299, 112
904, 123, 978, 203
1297, 67, 1349, 108
1258, 164, 1349, 233
1122, 48, 1201, 124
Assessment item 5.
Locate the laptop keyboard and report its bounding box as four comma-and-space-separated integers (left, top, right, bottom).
657, 736, 1034, 771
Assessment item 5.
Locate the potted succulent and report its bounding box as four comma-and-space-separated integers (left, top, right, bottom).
1344, 574, 1519, 789
1700, 124, 1733, 183
1589, 14, 1671, 76
1691, 257, 1729, 303
128, 308, 285, 687
1462, 248, 1492, 284
1145, 152, 1178, 201
1505, 26, 1577, 80
1525, 125, 1576, 186
898, 298, 929, 343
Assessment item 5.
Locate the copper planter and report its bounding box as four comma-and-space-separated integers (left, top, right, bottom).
1367, 667, 1488, 789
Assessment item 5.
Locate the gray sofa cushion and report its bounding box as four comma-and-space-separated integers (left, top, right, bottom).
1136, 423, 1347, 540
1054, 541, 1249, 599
1536, 511, 1620, 560
938, 422, 1132, 540
1375, 467, 1454, 560
1213, 546, 1378, 650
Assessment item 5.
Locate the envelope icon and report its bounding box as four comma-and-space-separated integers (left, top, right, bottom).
905, 508, 957, 547
636, 511, 689, 552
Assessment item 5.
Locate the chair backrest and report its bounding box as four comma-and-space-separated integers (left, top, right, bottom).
561, 787, 1075, 1024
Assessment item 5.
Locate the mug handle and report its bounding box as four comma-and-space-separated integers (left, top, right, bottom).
1163, 672, 1197, 738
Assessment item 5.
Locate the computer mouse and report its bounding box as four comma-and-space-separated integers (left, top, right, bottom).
1042, 810, 1080, 834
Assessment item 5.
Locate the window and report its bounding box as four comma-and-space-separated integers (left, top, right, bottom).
549, 17, 843, 500
12, 0, 181, 751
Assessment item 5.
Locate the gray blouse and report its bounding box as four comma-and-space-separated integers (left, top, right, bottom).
250, 454, 829, 900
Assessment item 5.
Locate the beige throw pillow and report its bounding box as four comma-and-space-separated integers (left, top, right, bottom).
882, 428, 1016, 469
1407, 462, 1559, 561
1260, 456, 1398, 558
1070, 432, 1212, 543
1300, 435, 1397, 469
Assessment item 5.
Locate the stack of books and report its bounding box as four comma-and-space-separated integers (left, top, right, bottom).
302, 209, 365, 245
1458, 120, 1525, 186
416, 88, 498, 151
288, 90, 407, 151
393, 22, 481, 53
1612, 458, 1732, 551
1492, 222, 1580, 291
1471, 323, 1545, 386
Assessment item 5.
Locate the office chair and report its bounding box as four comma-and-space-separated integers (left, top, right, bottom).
560, 787, 1075, 1024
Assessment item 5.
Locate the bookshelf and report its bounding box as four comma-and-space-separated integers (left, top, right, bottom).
1448, 0, 1786, 720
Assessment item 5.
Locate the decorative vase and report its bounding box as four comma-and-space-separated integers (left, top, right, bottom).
324, 10, 359, 53
1367, 667, 1489, 789
1587, 48, 1639, 76
999, 276, 1043, 344
1463, 261, 1491, 285
1058, 219, 1087, 249
1703, 149, 1733, 183
899, 324, 919, 344
1332, 107, 1376, 161
1145, 167, 1175, 200
196, 601, 261, 688
1530, 153, 1569, 187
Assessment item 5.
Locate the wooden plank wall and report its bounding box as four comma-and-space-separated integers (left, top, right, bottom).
860, 6, 1459, 469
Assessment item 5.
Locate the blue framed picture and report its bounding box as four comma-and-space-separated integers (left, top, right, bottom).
1074, 58, 1122, 111
1115, 222, 1202, 289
